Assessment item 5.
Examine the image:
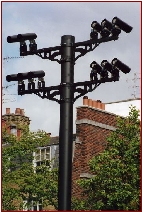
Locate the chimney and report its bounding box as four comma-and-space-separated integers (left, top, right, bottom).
101, 103, 105, 110
96, 100, 105, 110
6, 108, 10, 114
92, 100, 98, 108
20, 109, 25, 116
83, 96, 88, 105
88, 99, 93, 107
97, 100, 102, 109
82, 97, 105, 110
15, 108, 21, 114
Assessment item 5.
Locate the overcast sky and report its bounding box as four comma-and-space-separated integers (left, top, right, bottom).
2, 2, 141, 136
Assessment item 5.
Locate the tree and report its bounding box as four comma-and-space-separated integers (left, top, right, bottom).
2, 126, 58, 210
72, 106, 140, 210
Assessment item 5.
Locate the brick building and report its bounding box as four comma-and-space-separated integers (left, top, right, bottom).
2, 107, 30, 137
72, 96, 118, 197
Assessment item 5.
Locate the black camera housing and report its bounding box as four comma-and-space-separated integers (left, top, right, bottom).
7, 33, 37, 43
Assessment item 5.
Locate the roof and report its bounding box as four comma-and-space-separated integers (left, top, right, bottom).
105, 99, 141, 119
49, 134, 76, 145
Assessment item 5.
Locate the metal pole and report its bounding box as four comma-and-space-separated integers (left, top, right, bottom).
58, 35, 75, 210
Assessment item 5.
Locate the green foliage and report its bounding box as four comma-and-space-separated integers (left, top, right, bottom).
73, 106, 140, 210
2, 126, 58, 210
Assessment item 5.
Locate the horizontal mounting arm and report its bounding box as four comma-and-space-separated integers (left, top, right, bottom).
73, 82, 101, 102
74, 34, 118, 61
35, 90, 60, 103
18, 84, 61, 103
18, 34, 119, 63
74, 34, 118, 47
75, 43, 99, 61
17, 76, 116, 104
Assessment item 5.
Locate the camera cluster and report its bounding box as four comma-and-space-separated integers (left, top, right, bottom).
6, 70, 45, 93
90, 58, 131, 82
90, 16, 132, 40
7, 33, 37, 56
6, 17, 132, 98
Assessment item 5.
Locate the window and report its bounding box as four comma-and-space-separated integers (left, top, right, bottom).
10, 125, 17, 136
33, 146, 51, 172
35, 147, 50, 162
23, 200, 42, 211
33, 145, 60, 171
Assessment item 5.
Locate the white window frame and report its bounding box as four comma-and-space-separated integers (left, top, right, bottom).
33, 146, 51, 172
10, 126, 17, 136
23, 200, 42, 211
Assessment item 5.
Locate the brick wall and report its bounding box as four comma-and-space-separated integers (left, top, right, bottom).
72, 96, 118, 198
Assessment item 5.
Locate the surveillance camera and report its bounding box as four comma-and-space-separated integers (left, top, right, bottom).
7, 33, 37, 43
112, 58, 131, 74
112, 17, 133, 33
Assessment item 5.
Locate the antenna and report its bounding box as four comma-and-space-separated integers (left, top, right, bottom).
126, 72, 140, 99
